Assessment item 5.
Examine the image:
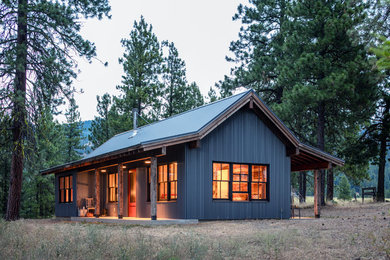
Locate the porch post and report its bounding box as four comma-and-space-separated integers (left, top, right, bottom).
150, 157, 157, 220
118, 163, 124, 219
94, 169, 100, 218
314, 170, 321, 218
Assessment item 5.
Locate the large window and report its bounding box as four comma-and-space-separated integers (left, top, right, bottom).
108, 173, 118, 202
151, 162, 177, 201
212, 163, 229, 199
212, 162, 268, 201
59, 175, 73, 203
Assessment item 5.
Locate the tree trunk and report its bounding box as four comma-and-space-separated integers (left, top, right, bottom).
377, 99, 389, 202
298, 171, 306, 203
6, 0, 28, 221
326, 166, 334, 202
317, 102, 326, 206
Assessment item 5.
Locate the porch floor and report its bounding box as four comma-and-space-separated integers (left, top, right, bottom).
70, 216, 199, 225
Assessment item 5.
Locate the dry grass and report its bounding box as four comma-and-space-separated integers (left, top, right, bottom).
1, 202, 389, 259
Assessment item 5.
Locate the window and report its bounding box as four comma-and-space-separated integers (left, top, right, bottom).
150, 162, 178, 202
59, 175, 73, 203
108, 173, 118, 202
232, 164, 249, 201
158, 165, 168, 201
169, 163, 177, 200
251, 165, 267, 200
212, 163, 229, 199
212, 162, 268, 201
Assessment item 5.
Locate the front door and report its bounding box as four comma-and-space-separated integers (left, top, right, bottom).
128, 169, 136, 217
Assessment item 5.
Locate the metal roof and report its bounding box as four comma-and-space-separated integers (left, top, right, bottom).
84, 90, 250, 159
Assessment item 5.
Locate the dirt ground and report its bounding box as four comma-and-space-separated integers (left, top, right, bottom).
1, 202, 389, 259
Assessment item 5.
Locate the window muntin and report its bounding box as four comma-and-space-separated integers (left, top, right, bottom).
108, 173, 118, 202
251, 165, 267, 200
169, 163, 177, 200
212, 162, 268, 201
158, 165, 168, 201
232, 164, 249, 201
59, 175, 73, 203
155, 162, 178, 201
212, 163, 230, 199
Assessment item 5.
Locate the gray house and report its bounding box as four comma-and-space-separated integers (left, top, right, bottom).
42, 89, 343, 220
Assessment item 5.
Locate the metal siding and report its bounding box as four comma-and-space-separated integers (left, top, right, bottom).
55, 171, 77, 217
185, 107, 291, 219
137, 145, 186, 219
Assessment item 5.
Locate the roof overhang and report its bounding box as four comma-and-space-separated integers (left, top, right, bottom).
41, 90, 344, 175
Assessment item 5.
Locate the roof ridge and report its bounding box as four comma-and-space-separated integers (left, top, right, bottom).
112, 89, 251, 138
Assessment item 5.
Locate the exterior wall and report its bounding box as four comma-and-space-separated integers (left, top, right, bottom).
185, 107, 291, 219
137, 144, 186, 219
55, 171, 78, 217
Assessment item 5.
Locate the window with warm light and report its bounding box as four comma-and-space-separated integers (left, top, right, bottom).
59, 175, 73, 203
150, 162, 178, 202
212, 163, 230, 199
108, 173, 118, 202
212, 162, 268, 201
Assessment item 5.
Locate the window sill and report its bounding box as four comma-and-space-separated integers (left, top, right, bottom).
146, 200, 177, 204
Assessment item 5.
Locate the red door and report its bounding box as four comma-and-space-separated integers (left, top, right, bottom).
128, 170, 136, 217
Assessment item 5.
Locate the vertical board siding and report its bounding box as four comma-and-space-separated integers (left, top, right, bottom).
55, 171, 78, 217
185, 107, 291, 220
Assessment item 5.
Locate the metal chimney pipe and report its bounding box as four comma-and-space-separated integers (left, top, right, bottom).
132, 108, 138, 129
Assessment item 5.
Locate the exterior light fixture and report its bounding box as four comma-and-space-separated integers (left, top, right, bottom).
122, 165, 127, 169
145, 160, 151, 164
101, 169, 106, 173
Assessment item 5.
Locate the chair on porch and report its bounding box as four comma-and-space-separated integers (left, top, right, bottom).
85, 198, 95, 215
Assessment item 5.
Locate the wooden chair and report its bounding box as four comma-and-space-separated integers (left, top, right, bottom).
85, 198, 95, 215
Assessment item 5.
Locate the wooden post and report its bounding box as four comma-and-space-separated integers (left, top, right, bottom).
118, 163, 124, 219
150, 157, 157, 220
314, 170, 321, 218
94, 169, 100, 218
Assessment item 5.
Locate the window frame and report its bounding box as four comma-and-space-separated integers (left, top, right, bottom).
147, 162, 178, 202
212, 161, 269, 202
59, 174, 73, 204
108, 172, 118, 202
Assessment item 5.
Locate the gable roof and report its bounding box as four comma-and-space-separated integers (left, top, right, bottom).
41, 89, 343, 175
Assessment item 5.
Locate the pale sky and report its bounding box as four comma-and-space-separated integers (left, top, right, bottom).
72, 0, 245, 121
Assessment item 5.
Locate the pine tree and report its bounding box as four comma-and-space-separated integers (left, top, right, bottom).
337, 175, 352, 201
89, 93, 114, 149
116, 16, 163, 121
63, 97, 84, 162
0, 0, 110, 220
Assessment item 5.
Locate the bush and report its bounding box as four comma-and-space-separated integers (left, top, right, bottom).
337, 175, 352, 201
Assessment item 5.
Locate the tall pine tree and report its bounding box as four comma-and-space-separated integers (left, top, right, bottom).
0, 0, 111, 220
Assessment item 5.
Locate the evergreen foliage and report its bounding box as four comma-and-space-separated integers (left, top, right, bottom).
63, 97, 84, 162
337, 174, 352, 201
0, 0, 111, 220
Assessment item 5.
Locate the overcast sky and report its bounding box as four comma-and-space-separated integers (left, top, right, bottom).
72, 0, 244, 121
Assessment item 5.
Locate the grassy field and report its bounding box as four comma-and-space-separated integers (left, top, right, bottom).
1, 202, 389, 259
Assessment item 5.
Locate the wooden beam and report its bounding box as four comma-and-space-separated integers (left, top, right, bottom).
291, 162, 331, 172
189, 140, 201, 149
249, 97, 254, 109
94, 169, 100, 218
287, 147, 300, 156
150, 157, 157, 220
314, 170, 321, 218
118, 163, 124, 219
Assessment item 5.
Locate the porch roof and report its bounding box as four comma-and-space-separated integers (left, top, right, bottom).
41, 89, 344, 175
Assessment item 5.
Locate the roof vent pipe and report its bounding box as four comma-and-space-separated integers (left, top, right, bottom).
132, 108, 138, 130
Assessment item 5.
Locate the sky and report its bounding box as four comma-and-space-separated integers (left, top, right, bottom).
72, 0, 245, 121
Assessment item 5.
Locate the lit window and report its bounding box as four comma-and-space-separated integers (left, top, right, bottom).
108, 173, 118, 202
212, 162, 268, 201
59, 175, 73, 203
153, 162, 178, 201
251, 165, 267, 200
212, 163, 229, 199
158, 165, 168, 201
232, 164, 249, 201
